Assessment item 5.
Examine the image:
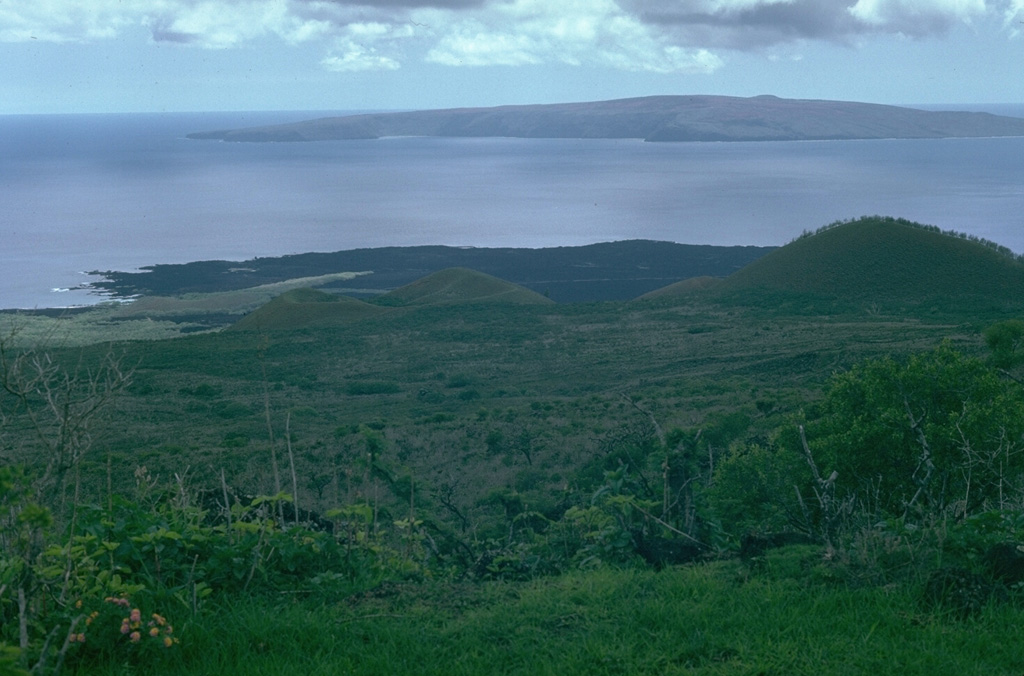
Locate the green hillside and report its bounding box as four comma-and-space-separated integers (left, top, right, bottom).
636, 275, 722, 300
378, 267, 555, 306
715, 216, 1024, 311
7, 218, 1024, 675
230, 287, 388, 331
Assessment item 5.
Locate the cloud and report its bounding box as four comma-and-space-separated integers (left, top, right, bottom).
0, 0, 332, 47
0, 0, 723, 73
1004, 0, 1024, 33
145, 0, 342, 49
426, 27, 543, 66
315, 0, 489, 7
0, 0, 137, 42
0, 0, 1016, 75
320, 20, 412, 70
616, 0, 996, 49
423, 0, 723, 72
321, 46, 401, 70
847, 0, 987, 34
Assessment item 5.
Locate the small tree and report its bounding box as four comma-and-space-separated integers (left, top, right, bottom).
984, 319, 1024, 369
0, 336, 132, 506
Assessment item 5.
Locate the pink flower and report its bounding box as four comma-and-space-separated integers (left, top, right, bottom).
149, 627, 160, 638
120, 621, 130, 635
129, 608, 142, 623
129, 631, 141, 643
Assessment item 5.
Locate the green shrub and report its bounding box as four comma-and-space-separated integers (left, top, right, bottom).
809, 343, 1024, 519
346, 380, 401, 395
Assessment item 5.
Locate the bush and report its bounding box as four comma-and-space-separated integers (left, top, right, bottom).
808, 343, 1024, 519
345, 380, 400, 395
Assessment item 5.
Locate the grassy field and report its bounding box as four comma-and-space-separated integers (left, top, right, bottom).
79, 561, 1024, 676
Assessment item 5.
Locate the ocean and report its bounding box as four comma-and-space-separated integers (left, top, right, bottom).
2, 106, 1023, 309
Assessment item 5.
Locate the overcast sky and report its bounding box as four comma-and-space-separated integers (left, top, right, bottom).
2, 0, 1022, 114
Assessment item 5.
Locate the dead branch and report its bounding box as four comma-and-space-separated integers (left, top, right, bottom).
798, 425, 840, 541
1, 339, 132, 504
904, 396, 936, 513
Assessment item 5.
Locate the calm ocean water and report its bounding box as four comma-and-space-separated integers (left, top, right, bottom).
2, 106, 1023, 309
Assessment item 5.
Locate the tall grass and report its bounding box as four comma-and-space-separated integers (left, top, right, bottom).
84, 562, 1024, 676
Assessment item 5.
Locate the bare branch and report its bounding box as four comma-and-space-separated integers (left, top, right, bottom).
625, 395, 665, 448
904, 396, 936, 513
1, 336, 132, 504
798, 425, 840, 541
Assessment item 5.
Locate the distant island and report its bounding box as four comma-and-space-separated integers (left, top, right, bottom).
187, 95, 1024, 143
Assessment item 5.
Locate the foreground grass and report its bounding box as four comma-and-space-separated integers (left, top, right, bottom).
80, 560, 1024, 676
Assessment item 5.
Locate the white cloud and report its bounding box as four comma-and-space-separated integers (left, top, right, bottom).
320, 21, 415, 70
0, 0, 331, 47
0, 0, 724, 73
1006, 0, 1024, 32
321, 47, 401, 71
147, 0, 338, 49
423, 0, 724, 72
848, 0, 987, 30
425, 21, 543, 65
617, 0, 1017, 49
688, 0, 799, 12
0, 0, 138, 42
0, 0, 1017, 76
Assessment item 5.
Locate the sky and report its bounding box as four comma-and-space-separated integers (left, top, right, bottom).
1, 0, 1023, 114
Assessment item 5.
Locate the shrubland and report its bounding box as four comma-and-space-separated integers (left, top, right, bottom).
4, 217, 1024, 674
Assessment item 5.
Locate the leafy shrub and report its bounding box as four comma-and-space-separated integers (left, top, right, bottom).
984, 319, 1024, 368
345, 381, 400, 395
179, 383, 221, 398
445, 373, 475, 388
212, 400, 252, 419
809, 342, 1024, 519
221, 432, 249, 448
709, 441, 809, 535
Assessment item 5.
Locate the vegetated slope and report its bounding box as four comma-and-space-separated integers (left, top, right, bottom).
636, 275, 723, 300
379, 267, 555, 306
713, 216, 1024, 311
187, 95, 1024, 143
230, 287, 388, 331
232, 268, 551, 331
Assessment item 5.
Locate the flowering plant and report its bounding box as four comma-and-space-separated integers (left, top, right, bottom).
65, 595, 178, 666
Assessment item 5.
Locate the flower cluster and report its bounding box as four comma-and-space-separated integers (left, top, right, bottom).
119, 605, 176, 647
68, 596, 178, 651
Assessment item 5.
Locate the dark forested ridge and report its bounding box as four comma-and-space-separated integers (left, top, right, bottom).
187, 95, 1024, 143
86, 239, 773, 303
